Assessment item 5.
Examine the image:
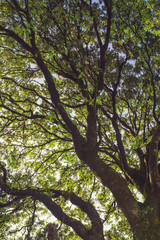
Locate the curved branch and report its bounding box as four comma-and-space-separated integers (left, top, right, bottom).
73, 142, 141, 229
0, 25, 33, 52
0, 180, 88, 239
33, 50, 87, 149
51, 190, 103, 235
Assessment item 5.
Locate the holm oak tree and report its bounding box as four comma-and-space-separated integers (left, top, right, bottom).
0, 0, 160, 239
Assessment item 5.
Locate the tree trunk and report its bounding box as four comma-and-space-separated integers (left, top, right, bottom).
133, 225, 160, 240
132, 196, 160, 240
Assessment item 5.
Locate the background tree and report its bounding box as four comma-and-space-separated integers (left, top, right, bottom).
0, 0, 160, 239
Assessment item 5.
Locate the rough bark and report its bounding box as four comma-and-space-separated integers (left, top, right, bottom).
133, 204, 160, 240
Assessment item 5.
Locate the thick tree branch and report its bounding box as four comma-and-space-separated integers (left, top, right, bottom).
0, 179, 89, 239
86, 104, 97, 149
51, 190, 103, 233
34, 51, 86, 144
73, 143, 141, 229
148, 126, 160, 191
110, 57, 134, 173
0, 25, 32, 52
103, 0, 112, 50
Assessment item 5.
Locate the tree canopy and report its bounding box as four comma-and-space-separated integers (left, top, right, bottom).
0, 0, 160, 239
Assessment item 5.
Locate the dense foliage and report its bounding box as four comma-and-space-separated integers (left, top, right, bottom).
0, 0, 160, 239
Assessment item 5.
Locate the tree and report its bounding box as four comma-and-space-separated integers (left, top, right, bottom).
0, 0, 160, 239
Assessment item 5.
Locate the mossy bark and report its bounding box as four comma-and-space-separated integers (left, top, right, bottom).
132, 194, 160, 240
